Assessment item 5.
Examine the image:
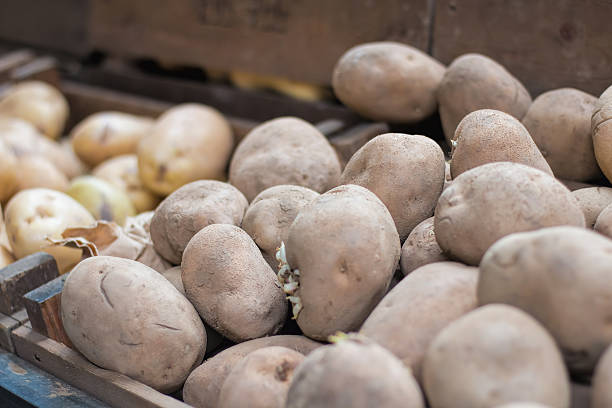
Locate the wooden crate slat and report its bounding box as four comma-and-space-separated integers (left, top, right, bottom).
0, 313, 20, 352
0, 49, 35, 83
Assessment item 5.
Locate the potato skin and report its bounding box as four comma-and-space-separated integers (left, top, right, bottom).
522, 88, 599, 181
340, 133, 445, 241
150, 180, 248, 264
450, 109, 552, 178
571, 187, 612, 228
17, 156, 69, 193
593, 85, 612, 183
332, 42, 445, 123
494, 404, 553, 408
592, 344, 612, 408
61, 256, 206, 392
229, 117, 341, 202
0, 139, 18, 202
595, 203, 612, 237
67, 176, 136, 225
400, 217, 448, 275
434, 162, 585, 265
361, 261, 478, 379
437, 54, 531, 144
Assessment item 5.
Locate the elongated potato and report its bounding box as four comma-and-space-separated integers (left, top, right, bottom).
67, 176, 136, 225
399, 217, 448, 275
571, 187, 612, 228
592, 344, 612, 408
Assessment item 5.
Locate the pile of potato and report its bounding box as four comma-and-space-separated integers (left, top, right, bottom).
4, 40, 612, 408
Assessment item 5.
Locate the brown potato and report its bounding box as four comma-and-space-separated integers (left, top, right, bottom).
571, 187, 612, 228
434, 162, 585, 265
17, 156, 69, 193
522, 88, 599, 181
150, 180, 248, 264
437, 54, 532, 144
67, 176, 136, 225
595, 202, 612, 237
399, 217, 448, 275
443, 161, 452, 191
229, 117, 341, 201
332, 42, 445, 123
592, 344, 612, 408
495, 403, 553, 408
478, 226, 612, 374
138, 103, 233, 195
0, 139, 18, 202
593, 85, 612, 183
340, 133, 445, 241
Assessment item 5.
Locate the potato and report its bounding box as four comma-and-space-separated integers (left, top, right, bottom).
17, 156, 69, 192
332, 42, 445, 123
495, 403, 553, 408
437, 54, 532, 144
61, 256, 206, 392
522, 88, 599, 181
183, 335, 321, 408
478, 226, 612, 374
361, 262, 477, 379
0, 81, 68, 139
0, 245, 14, 268
443, 161, 452, 190
595, 202, 612, 237
67, 176, 136, 225
423, 304, 570, 408
218, 346, 304, 408
399, 217, 448, 275
229, 117, 341, 201
339, 133, 445, 241
58, 138, 88, 178
286, 336, 425, 408
450, 109, 552, 178
434, 162, 585, 265
571, 187, 612, 228
283, 184, 400, 340
592, 344, 612, 408
593, 85, 612, 183
150, 180, 248, 264
93, 155, 161, 213
71, 111, 154, 167
138, 103, 233, 195
241, 185, 319, 268
182, 224, 287, 342
0, 139, 18, 202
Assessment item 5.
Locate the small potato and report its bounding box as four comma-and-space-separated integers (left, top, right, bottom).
218, 346, 304, 408
67, 176, 136, 225
0, 81, 68, 139
61, 256, 206, 392
332, 42, 445, 123
0, 139, 18, 202
340, 133, 445, 241
437, 54, 532, 144
138, 103, 233, 195
93, 155, 161, 213
571, 187, 612, 227
17, 156, 69, 192
150, 180, 248, 264
478, 226, 612, 374
71, 111, 154, 167
361, 262, 478, 379
229, 117, 341, 201
434, 162, 585, 265
399, 217, 448, 275
286, 337, 425, 408
423, 304, 570, 408
58, 139, 88, 179
592, 344, 612, 408
522, 88, 599, 181
450, 109, 552, 178
593, 85, 612, 183
182, 224, 287, 342
595, 202, 612, 237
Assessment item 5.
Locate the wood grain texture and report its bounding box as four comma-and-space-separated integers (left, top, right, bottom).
0, 313, 20, 352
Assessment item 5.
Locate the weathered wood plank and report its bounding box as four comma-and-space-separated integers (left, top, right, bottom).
0, 313, 20, 352
0, 49, 35, 83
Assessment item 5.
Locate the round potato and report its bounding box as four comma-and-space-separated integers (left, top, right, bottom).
593, 85, 612, 183
67, 176, 136, 225
71, 111, 154, 167
434, 162, 585, 265
138, 103, 233, 195
571, 187, 612, 228
399, 217, 448, 275
17, 156, 69, 193
450, 109, 552, 178
150, 180, 248, 264
229, 117, 341, 201
0, 139, 18, 202
218, 346, 304, 408
0, 81, 68, 139
332, 42, 445, 123
423, 304, 570, 408
437, 53, 532, 144
478, 226, 612, 374
340, 133, 445, 241
592, 344, 612, 408
61, 256, 206, 392
595, 202, 612, 237
522, 88, 599, 181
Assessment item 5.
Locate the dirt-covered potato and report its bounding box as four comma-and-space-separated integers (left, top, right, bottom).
434, 162, 585, 265
595, 202, 612, 237
593, 85, 612, 183
17, 156, 69, 193
332, 42, 445, 123
437, 54, 532, 144
286, 336, 424, 408
67, 176, 136, 225
479, 226, 612, 374
522, 88, 599, 181
183, 335, 321, 408
592, 344, 612, 408
138, 103, 233, 195
150, 180, 248, 264
241, 185, 319, 268
283, 184, 400, 340
571, 187, 612, 228
423, 304, 570, 408
61, 256, 206, 392
399, 217, 448, 275
0, 81, 68, 139
0, 139, 18, 202
218, 346, 304, 408
340, 133, 445, 241
182, 224, 287, 342
450, 109, 552, 178
93, 155, 160, 213
71, 111, 154, 167
361, 262, 477, 379
229, 117, 341, 201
